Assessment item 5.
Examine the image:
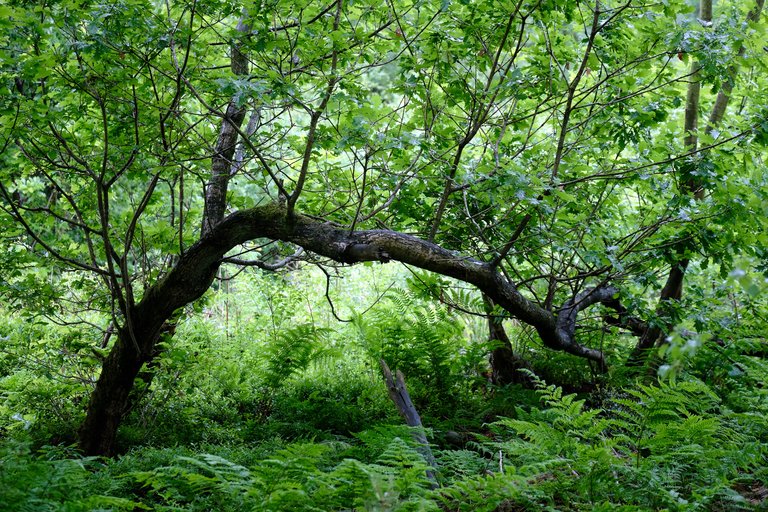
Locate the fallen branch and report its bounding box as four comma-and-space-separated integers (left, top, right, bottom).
379, 359, 438, 488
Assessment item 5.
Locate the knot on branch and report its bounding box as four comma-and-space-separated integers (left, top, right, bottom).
340, 243, 391, 264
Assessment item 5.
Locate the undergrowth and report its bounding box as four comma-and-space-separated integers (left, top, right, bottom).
2, 371, 766, 511
2, 269, 767, 510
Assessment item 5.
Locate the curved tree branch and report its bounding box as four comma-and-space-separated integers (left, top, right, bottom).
140, 202, 610, 367
555, 285, 620, 368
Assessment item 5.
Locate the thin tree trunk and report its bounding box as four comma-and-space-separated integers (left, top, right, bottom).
628, 0, 764, 367
627, 259, 688, 365
628, 0, 710, 366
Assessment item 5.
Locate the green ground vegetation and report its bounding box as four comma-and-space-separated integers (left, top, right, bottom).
1, 264, 767, 511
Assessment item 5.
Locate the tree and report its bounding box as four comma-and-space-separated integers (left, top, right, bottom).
1, 0, 766, 455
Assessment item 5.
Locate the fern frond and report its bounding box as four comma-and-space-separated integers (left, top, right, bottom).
262, 324, 336, 388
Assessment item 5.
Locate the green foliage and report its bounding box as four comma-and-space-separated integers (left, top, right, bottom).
438, 373, 767, 511
354, 287, 486, 411
262, 323, 338, 388
124, 435, 437, 511
2, 255, 767, 511
263, 366, 394, 439
1, 351, 766, 511
0, 441, 144, 511
0, 316, 96, 445
1, 0, 768, 508
434, 448, 492, 483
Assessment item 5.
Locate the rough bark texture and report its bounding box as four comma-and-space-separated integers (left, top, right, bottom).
216, 204, 612, 365
78, 328, 145, 456
79, 201, 621, 454
201, 15, 250, 237
484, 295, 532, 386
379, 359, 438, 487
488, 328, 532, 387
201, 101, 247, 236
79, 322, 169, 455
555, 286, 619, 371
79, 204, 236, 454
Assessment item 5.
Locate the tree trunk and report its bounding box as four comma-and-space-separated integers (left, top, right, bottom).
484, 295, 532, 386
488, 330, 532, 387
78, 326, 156, 456
628, 0, 764, 367
76, 203, 624, 455
78, 236, 225, 455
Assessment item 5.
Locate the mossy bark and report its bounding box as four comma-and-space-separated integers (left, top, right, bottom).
78, 203, 618, 455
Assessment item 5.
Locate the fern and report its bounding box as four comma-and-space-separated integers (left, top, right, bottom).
262, 324, 338, 388
354, 288, 464, 400
131, 457, 251, 510
463, 372, 626, 509
128, 438, 441, 511
451, 372, 768, 510
443, 287, 486, 316
438, 471, 534, 512
0, 441, 145, 511
435, 449, 491, 482
612, 379, 722, 461
608, 379, 765, 508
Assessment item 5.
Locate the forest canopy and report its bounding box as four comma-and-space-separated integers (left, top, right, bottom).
1, 0, 768, 508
